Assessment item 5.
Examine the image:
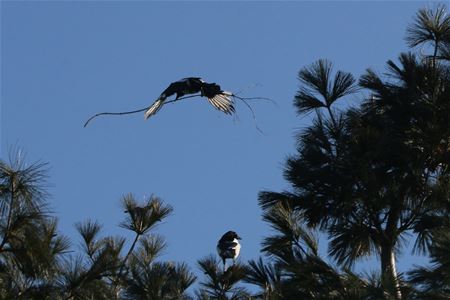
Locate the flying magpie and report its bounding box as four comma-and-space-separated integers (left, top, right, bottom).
144, 77, 235, 119
217, 231, 241, 270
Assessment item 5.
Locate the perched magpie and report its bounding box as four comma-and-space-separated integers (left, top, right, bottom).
217, 231, 241, 270
144, 77, 235, 119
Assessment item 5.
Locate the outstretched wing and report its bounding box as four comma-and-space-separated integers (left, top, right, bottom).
207, 92, 235, 115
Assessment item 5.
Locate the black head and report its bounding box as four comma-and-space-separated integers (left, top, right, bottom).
221, 230, 241, 240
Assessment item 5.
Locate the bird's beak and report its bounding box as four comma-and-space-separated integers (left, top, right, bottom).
237, 235, 242, 240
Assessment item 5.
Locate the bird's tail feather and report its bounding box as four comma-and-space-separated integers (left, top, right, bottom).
207, 91, 235, 115
144, 99, 164, 119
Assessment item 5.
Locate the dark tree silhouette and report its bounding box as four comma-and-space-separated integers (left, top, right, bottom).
196, 255, 249, 300
408, 231, 450, 299
0, 154, 70, 299
0, 156, 196, 299
259, 5, 450, 300
245, 202, 381, 299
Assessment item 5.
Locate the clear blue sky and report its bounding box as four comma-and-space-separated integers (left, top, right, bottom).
2, 1, 432, 282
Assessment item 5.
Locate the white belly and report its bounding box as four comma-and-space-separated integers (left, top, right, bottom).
232, 238, 241, 259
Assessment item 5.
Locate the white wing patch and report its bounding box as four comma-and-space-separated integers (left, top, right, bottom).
207, 92, 235, 115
